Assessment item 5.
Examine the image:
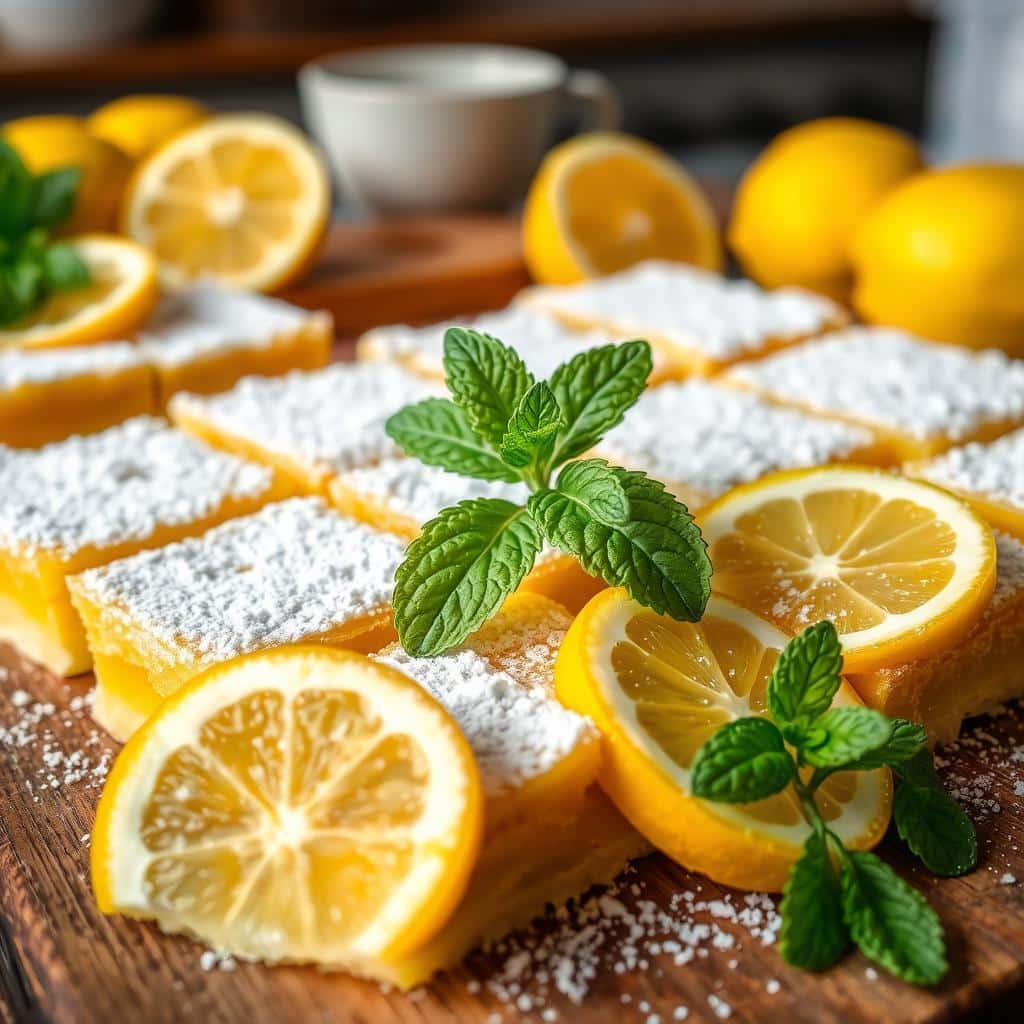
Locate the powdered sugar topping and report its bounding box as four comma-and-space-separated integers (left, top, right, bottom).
599, 380, 872, 501
728, 329, 1024, 441
0, 417, 273, 555
170, 363, 438, 475
0, 340, 147, 390
70, 499, 404, 664
990, 532, 1024, 616
917, 428, 1024, 509
522, 260, 841, 360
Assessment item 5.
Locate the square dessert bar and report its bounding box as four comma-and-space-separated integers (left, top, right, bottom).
169, 362, 439, 494
595, 380, 883, 511
850, 532, 1024, 745
140, 281, 332, 407
68, 498, 405, 742
0, 417, 286, 677
724, 328, 1024, 461
908, 427, 1024, 540
328, 458, 605, 611
518, 259, 847, 376
357, 303, 679, 384
371, 593, 647, 988
0, 341, 155, 448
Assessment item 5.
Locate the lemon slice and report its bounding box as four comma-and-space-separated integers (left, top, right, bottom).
523, 131, 722, 285
555, 589, 891, 891
700, 466, 996, 673
92, 646, 483, 968
0, 235, 158, 349
121, 113, 330, 293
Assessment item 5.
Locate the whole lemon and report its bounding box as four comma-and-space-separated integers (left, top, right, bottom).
729, 117, 922, 302
852, 165, 1024, 354
87, 95, 209, 160
3, 115, 133, 235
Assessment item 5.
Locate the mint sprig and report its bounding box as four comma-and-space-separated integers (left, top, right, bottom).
691, 619, 976, 986
386, 330, 712, 655
0, 140, 89, 327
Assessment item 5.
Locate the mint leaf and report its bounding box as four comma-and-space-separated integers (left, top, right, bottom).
0, 140, 34, 236
894, 783, 977, 877
780, 831, 848, 971
32, 166, 80, 229
895, 747, 941, 788
839, 850, 946, 985
548, 340, 653, 465
41, 242, 89, 290
801, 706, 894, 769
499, 381, 562, 470
393, 498, 541, 656
845, 719, 927, 772
691, 718, 793, 802
548, 458, 630, 525
528, 465, 710, 621
386, 398, 520, 482
443, 328, 533, 448
767, 620, 842, 727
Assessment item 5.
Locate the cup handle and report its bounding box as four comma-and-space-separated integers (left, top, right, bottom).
565, 69, 622, 132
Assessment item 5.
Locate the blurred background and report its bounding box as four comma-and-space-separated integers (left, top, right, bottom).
3, 0, 1023, 193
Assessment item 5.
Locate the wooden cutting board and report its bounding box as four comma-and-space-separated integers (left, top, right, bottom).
4, 222, 1024, 1022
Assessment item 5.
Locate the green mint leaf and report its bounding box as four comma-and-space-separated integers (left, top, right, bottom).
41, 242, 90, 291
894, 782, 977, 877
548, 340, 653, 465
0, 261, 41, 326
548, 458, 630, 525
801, 706, 894, 769
0, 140, 34, 236
32, 166, 80, 229
895, 747, 942, 788
767, 620, 842, 727
527, 465, 711, 621
385, 398, 520, 482
499, 381, 563, 469
443, 327, 534, 448
844, 718, 928, 772
839, 849, 947, 985
393, 498, 541, 656
690, 717, 793, 803
779, 831, 848, 971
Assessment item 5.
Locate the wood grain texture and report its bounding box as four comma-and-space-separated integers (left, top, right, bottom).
2, 636, 1024, 1024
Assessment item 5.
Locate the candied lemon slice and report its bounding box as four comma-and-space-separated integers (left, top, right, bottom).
122, 114, 329, 293
555, 590, 891, 891
0, 235, 158, 350
92, 646, 482, 968
700, 466, 996, 673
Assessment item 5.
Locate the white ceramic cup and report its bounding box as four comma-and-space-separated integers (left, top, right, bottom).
298, 43, 621, 213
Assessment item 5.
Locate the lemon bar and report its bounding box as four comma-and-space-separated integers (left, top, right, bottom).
595, 380, 883, 510
519, 260, 847, 376
0, 341, 155, 448
908, 427, 1024, 540
371, 594, 648, 988
328, 458, 604, 611
140, 282, 332, 407
68, 498, 405, 741
169, 363, 438, 494
0, 417, 284, 677
850, 532, 1024, 745
724, 328, 1024, 461
358, 303, 679, 384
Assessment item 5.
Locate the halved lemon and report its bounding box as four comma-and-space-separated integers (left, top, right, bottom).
700, 466, 996, 673
523, 131, 722, 285
121, 113, 330, 292
555, 590, 891, 891
93, 646, 483, 968
0, 235, 158, 349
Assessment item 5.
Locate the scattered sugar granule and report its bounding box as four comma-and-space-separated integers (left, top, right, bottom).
765, 979, 781, 994
522, 260, 842, 362
1000, 873, 1017, 885
71, 498, 405, 665
707, 993, 732, 1019
0, 416, 273, 556
0, 340, 146, 390
199, 950, 237, 972
727, 328, 1024, 442
169, 362, 439, 477
598, 380, 872, 503
865, 967, 879, 982
673, 1009, 689, 1021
